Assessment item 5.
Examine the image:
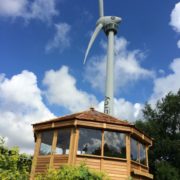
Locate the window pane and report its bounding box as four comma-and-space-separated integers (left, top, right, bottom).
78, 128, 101, 155
104, 131, 126, 158
140, 143, 146, 165
56, 128, 71, 154
39, 131, 53, 155
131, 138, 138, 162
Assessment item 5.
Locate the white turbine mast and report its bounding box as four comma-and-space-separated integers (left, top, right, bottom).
84, 0, 122, 115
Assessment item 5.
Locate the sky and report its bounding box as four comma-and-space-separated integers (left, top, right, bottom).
0, 0, 180, 153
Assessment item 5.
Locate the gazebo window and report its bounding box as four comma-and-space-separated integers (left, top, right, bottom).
55, 128, 71, 154
104, 131, 126, 158
131, 138, 147, 165
78, 128, 102, 155
39, 130, 53, 155
140, 143, 146, 165
131, 138, 138, 162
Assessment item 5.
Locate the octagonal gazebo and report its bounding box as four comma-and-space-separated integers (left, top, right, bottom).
30, 108, 153, 180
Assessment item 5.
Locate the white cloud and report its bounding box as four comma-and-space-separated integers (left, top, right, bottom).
149, 58, 180, 105
46, 23, 71, 52
0, 71, 55, 153
97, 98, 143, 122
43, 66, 98, 112
177, 40, 180, 49
85, 37, 154, 93
170, 2, 180, 33
0, 0, 58, 22
43, 65, 143, 121
0, 0, 27, 17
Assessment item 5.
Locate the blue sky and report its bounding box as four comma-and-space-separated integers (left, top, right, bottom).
0, 0, 180, 153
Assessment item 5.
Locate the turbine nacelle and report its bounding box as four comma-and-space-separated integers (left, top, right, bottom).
96, 16, 122, 26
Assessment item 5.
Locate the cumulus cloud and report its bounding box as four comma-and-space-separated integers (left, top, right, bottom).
170, 2, 180, 48
97, 98, 143, 121
170, 2, 180, 33
0, 0, 27, 17
85, 37, 154, 93
43, 66, 98, 112
0, 71, 55, 153
149, 58, 180, 105
46, 23, 71, 53
0, 0, 58, 22
177, 40, 180, 49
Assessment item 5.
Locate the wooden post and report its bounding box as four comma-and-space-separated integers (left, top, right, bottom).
126, 134, 131, 177
30, 132, 41, 180
49, 130, 58, 169
146, 146, 149, 168
68, 128, 76, 164
72, 128, 79, 165
100, 130, 104, 170
138, 142, 141, 170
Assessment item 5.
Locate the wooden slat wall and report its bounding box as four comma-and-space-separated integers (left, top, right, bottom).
103, 159, 128, 180
53, 155, 69, 169
76, 157, 101, 170
35, 156, 51, 174
141, 166, 149, 173
131, 162, 140, 170
75, 157, 128, 180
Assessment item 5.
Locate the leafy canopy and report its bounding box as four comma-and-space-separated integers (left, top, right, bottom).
135, 90, 180, 180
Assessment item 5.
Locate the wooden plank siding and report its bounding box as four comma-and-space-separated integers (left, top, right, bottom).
35, 156, 51, 174
75, 156, 129, 180
103, 159, 128, 180
76, 156, 101, 170
53, 155, 69, 169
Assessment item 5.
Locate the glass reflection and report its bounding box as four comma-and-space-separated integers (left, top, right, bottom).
131, 138, 138, 162
56, 128, 71, 154
39, 131, 53, 155
78, 128, 101, 155
104, 131, 126, 158
140, 143, 146, 165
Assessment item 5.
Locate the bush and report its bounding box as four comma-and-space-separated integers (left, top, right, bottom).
0, 137, 32, 180
35, 164, 109, 180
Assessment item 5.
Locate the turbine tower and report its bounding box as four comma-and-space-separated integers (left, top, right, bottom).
84, 0, 121, 115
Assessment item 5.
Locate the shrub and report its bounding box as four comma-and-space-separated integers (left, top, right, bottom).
0, 137, 32, 180
35, 164, 109, 180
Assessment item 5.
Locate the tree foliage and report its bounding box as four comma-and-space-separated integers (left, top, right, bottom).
135, 90, 180, 179
0, 137, 32, 180
35, 164, 109, 180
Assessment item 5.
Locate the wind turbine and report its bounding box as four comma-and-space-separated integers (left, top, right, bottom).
84, 0, 122, 115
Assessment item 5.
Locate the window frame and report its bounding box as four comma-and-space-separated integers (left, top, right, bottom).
55, 128, 71, 155
77, 127, 127, 160
39, 130, 54, 156
130, 137, 147, 166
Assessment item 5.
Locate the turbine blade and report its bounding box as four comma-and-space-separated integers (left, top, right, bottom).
98, 0, 104, 17
83, 23, 103, 64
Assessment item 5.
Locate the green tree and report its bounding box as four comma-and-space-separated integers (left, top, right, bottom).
135, 90, 180, 179
0, 137, 32, 180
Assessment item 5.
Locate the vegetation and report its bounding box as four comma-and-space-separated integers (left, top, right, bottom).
135, 90, 180, 180
35, 164, 109, 180
0, 137, 32, 180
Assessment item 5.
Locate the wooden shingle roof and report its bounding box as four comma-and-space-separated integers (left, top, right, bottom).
33, 108, 131, 126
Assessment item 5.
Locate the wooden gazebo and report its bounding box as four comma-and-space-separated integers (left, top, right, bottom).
30, 108, 153, 180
